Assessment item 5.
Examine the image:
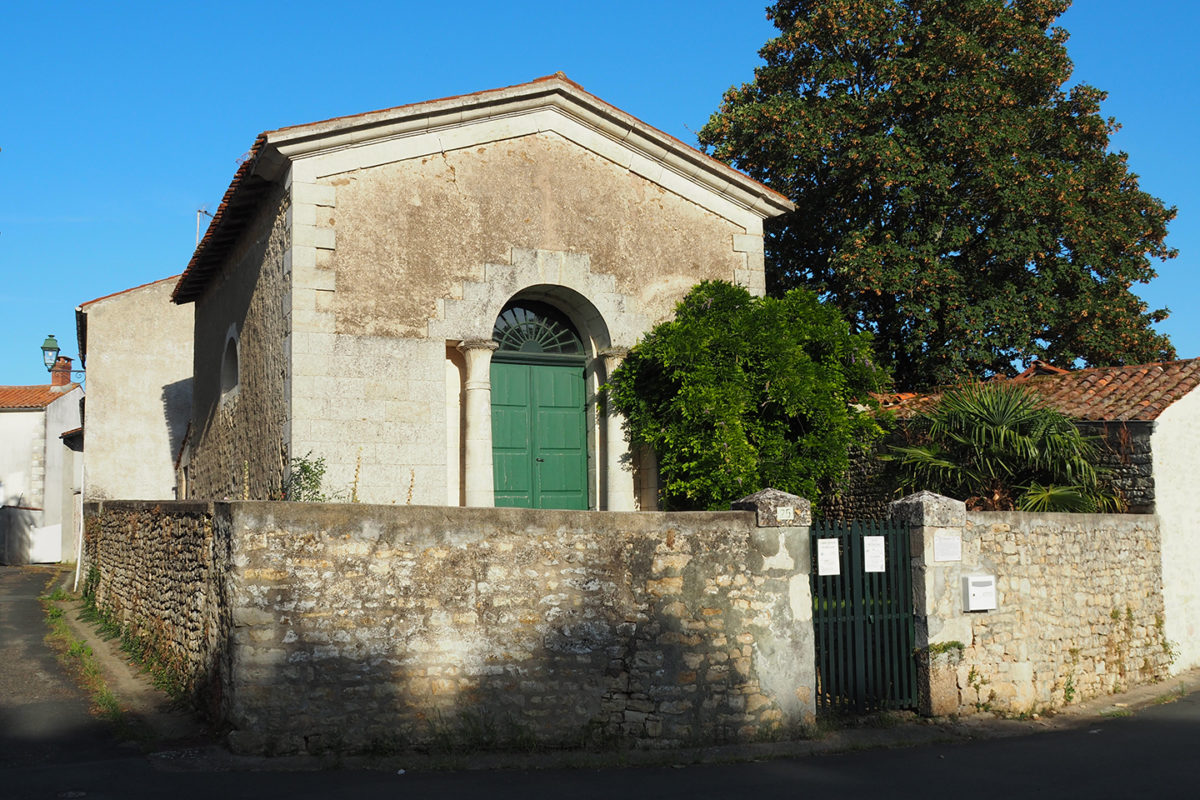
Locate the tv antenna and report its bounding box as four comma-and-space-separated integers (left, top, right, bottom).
196, 206, 214, 246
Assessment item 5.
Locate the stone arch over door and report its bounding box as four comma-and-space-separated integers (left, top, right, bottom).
443, 252, 643, 509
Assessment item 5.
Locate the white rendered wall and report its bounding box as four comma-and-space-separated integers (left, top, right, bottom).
0, 410, 41, 507
42, 388, 82, 527
1151, 388, 1200, 672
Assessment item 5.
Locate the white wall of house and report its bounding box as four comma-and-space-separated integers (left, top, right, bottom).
0, 409, 42, 507
43, 389, 81, 525
1151, 387, 1200, 672
80, 278, 193, 500
0, 386, 81, 564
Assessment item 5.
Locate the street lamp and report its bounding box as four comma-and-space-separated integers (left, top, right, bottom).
41, 334, 60, 372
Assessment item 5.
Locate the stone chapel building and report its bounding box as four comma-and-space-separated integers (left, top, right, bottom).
172, 74, 793, 510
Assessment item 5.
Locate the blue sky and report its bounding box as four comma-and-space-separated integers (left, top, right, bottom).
1, 1, 1196, 387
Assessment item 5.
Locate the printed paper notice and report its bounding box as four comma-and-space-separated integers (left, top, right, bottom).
863, 536, 886, 573
817, 538, 840, 576
934, 531, 963, 562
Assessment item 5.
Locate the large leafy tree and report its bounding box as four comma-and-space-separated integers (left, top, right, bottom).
606, 281, 886, 510
700, 0, 1176, 390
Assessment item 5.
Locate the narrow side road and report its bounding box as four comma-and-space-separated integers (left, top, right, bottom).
0, 566, 131, 767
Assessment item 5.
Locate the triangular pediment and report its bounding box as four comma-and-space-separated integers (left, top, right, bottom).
174, 75, 791, 303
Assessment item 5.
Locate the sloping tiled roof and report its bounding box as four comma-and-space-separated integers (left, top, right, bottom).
882, 359, 1200, 422
0, 385, 79, 410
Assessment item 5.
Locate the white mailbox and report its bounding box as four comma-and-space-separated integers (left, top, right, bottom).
962, 575, 998, 612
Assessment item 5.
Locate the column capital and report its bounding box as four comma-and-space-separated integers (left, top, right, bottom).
457, 339, 499, 353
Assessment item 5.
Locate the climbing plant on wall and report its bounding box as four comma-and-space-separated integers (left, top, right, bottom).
606, 280, 887, 510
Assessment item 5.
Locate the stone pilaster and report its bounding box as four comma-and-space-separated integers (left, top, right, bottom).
600, 348, 636, 511
731, 488, 817, 726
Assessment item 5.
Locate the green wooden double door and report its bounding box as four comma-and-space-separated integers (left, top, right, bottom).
491, 360, 588, 509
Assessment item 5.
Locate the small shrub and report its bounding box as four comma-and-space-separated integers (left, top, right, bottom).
281, 452, 327, 502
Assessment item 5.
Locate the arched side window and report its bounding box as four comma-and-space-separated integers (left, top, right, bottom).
220, 328, 240, 400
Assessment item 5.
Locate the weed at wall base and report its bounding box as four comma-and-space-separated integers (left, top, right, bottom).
78, 580, 190, 704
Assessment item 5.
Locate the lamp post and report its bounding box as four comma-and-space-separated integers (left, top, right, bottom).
41, 334, 60, 372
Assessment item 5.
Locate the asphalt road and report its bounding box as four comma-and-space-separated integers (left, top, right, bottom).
3, 565, 1198, 799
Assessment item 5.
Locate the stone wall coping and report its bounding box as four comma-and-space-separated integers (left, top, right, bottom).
202, 501, 756, 537
965, 510, 1158, 526
84, 499, 216, 515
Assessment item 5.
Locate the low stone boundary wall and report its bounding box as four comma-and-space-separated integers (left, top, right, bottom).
84, 498, 815, 754
82, 501, 229, 716
894, 492, 1171, 716
84, 491, 1172, 749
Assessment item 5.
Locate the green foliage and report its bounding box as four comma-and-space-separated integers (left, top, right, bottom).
888, 381, 1118, 511
700, 0, 1176, 390
606, 280, 887, 510
281, 451, 327, 502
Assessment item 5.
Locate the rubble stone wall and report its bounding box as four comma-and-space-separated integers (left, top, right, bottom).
83, 500, 815, 755
82, 500, 231, 720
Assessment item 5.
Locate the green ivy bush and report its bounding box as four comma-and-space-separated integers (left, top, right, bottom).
605, 281, 888, 510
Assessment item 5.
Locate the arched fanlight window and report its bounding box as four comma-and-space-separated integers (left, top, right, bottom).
493, 301, 584, 357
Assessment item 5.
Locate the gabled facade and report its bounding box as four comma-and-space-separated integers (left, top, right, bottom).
76, 276, 194, 500
172, 74, 793, 510
0, 360, 83, 563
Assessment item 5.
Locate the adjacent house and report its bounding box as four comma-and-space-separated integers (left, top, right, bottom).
75, 276, 194, 500
883, 359, 1200, 674
170, 73, 793, 510
0, 359, 83, 564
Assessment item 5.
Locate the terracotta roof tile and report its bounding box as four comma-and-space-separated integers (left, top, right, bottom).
0, 384, 80, 410
884, 359, 1200, 422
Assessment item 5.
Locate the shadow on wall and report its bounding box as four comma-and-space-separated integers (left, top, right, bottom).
161, 377, 193, 467
217, 514, 806, 757
0, 507, 36, 565
237, 583, 771, 757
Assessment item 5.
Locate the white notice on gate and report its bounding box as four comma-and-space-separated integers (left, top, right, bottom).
864, 536, 886, 573
817, 538, 841, 576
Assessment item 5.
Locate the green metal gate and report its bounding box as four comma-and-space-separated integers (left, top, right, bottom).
810, 519, 918, 713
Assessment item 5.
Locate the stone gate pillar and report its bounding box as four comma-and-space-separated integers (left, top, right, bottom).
890, 490, 969, 716
458, 339, 499, 507
731, 488, 817, 727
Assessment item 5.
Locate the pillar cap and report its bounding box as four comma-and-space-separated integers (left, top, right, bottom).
889, 491, 966, 527
731, 488, 811, 527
